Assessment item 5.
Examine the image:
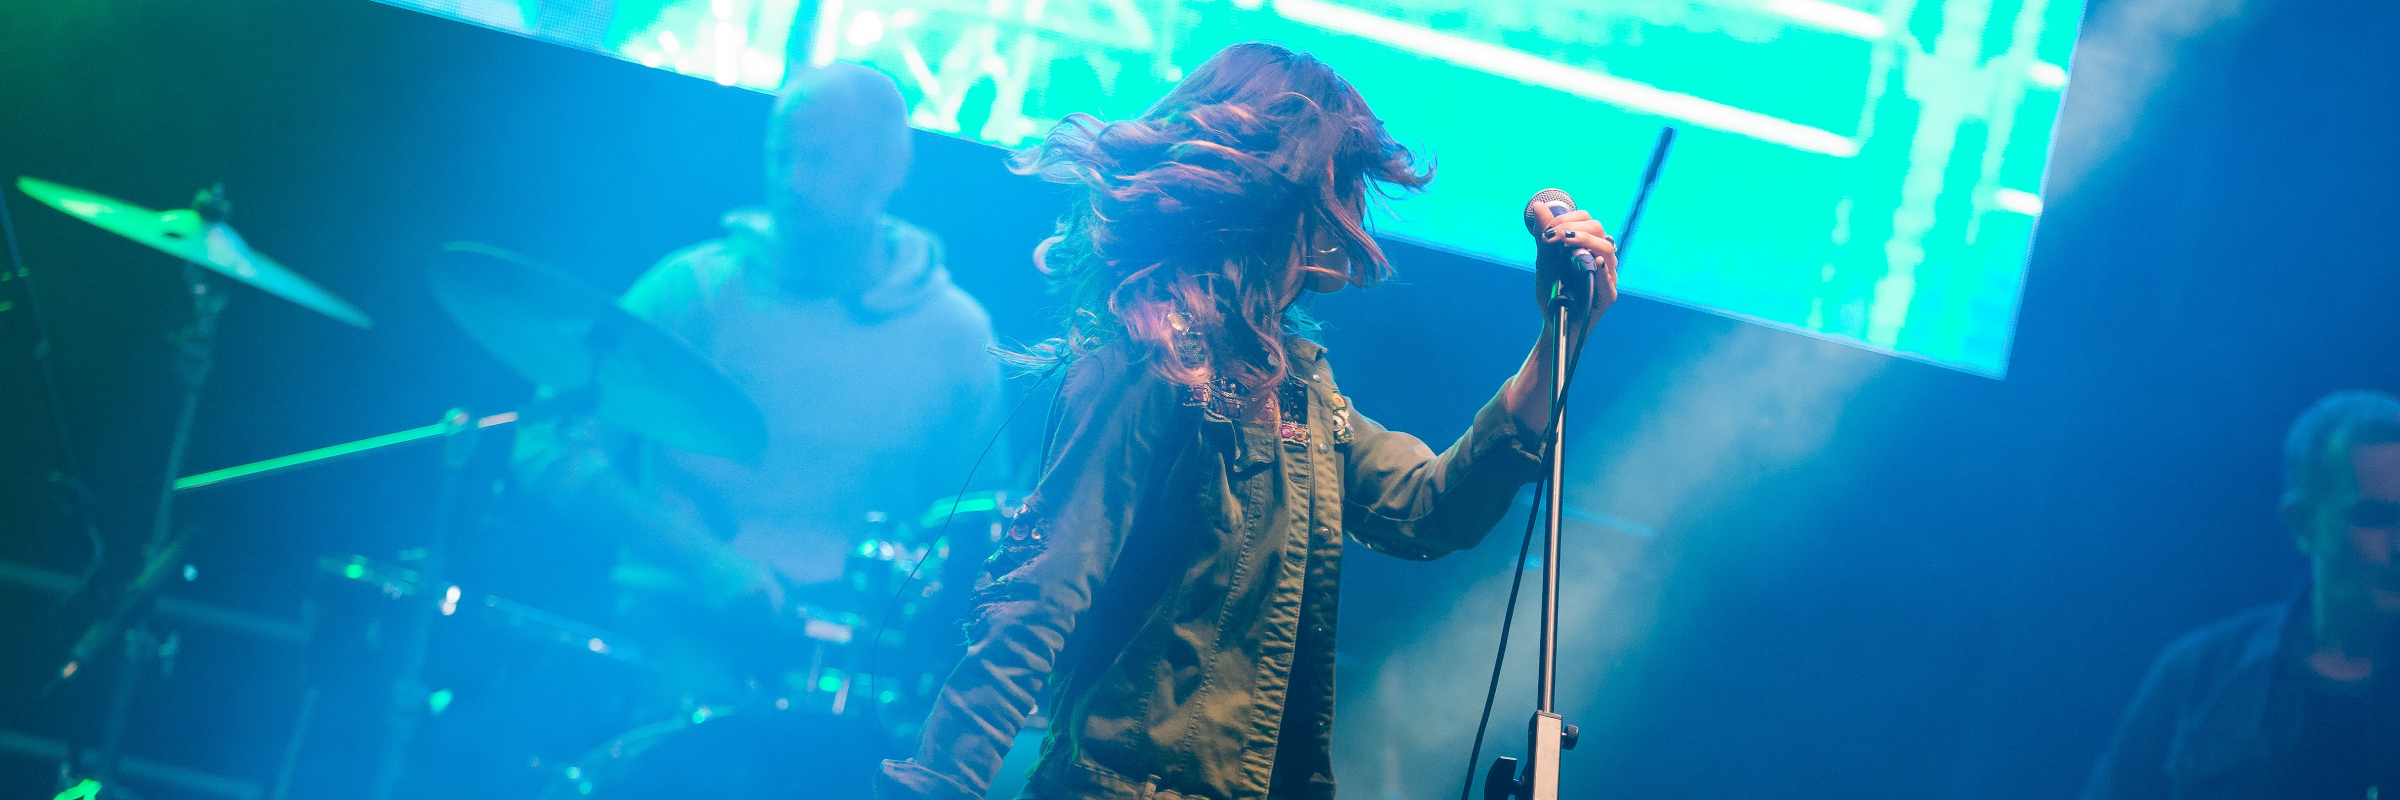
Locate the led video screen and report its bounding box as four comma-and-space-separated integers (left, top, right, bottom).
380, 0, 2080, 376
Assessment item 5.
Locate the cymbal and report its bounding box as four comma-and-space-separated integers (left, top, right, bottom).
15, 177, 372, 329
428, 242, 767, 461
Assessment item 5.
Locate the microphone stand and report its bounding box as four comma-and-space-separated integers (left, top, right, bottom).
1486, 127, 1675, 800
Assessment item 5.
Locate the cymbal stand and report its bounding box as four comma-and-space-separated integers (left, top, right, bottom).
87, 260, 224, 797
368, 409, 481, 800
149, 262, 224, 551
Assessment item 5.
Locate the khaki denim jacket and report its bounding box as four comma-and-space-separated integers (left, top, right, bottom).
879, 336, 1546, 800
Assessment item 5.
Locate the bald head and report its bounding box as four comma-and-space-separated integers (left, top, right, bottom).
766, 63, 913, 233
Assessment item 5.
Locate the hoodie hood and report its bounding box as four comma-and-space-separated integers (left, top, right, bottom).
720, 206, 951, 320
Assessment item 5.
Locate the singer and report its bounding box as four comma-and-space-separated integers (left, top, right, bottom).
876, 42, 1619, 800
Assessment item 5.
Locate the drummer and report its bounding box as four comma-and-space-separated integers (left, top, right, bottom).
511, 64, 1008, 628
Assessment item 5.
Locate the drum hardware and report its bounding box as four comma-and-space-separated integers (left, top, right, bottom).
11, 184, 993, 798
163, 240, 774, 798
158, 405, 504, 800
81, 401, 497, 800
15, 178, 372, 800
0, 559, 311, 645
157, 408, 514, 799
367, 409, 486, 800
0, 731, 265, 800
317, 553, 647, 667
1, 554, 309, 800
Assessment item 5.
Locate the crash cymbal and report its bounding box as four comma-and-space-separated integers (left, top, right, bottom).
428, 242, 766, 461
14, 177, 372, 329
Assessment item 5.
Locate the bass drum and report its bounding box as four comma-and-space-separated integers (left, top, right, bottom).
538, 704, 888, 800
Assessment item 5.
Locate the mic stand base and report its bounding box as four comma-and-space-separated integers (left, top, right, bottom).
1486, 711, 1573, 800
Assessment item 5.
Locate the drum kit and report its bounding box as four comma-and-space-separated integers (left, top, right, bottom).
13, 177, 1020, 800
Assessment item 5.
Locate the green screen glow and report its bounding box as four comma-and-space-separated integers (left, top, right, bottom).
378, 0, 2079, 375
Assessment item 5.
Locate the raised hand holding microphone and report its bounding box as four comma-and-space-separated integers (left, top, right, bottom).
1499, 188, 1618, 435
1524, 188, 1620, 320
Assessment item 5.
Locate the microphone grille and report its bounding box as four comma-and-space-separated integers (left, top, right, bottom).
1523, 188, 1577, 233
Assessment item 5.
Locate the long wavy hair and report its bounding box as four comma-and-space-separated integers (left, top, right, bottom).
1006, 42, 1432, 396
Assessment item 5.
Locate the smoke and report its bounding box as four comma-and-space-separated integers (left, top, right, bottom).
1348, 321, 1885, 799
2044, 0, 2253, 197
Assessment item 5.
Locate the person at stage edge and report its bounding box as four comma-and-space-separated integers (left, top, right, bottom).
877, 43, 1620, 800
512, 64, 1007, 617
2085, 390, 2400, 799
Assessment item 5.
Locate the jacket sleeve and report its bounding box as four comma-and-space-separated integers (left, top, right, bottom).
878, 345, 1172, 800
2081, 641, 2194, 800
1342, 391, 1548, 561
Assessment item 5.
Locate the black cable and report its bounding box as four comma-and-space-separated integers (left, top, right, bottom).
0, 177, 80, 475
862, 364, 1062, 714
1458, 476, 1545, 800
0, 177, 109, 606
1458, 126, 1672, 800
1457, 309, 1590, 800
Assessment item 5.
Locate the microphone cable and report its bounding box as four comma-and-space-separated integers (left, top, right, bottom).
1456, 312, 1591, 800
1456, 123, 1673, 800
861, 362, 1062, 721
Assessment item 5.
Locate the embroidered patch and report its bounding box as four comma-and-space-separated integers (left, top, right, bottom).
1277, 377, 1314, 448
1180, 376, 1255, 421
1328, 392, 1355, 445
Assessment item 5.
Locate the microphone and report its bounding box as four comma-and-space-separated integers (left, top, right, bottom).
1521, 188, 1597, 274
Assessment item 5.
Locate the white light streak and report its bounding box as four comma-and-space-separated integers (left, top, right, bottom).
715, 21, 742, 85
809, 0, 844, 67
2027, 60, 2068, 89
1766, 0, 1888, 39
1994, 187, 2044, 215
1271, 0, 1860, 157
847, 10, 885, 46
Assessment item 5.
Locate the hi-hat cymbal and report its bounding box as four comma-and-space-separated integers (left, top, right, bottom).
15, 177, 372, 329
428, 242, 767, 461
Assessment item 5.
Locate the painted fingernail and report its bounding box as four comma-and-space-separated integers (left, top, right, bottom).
1564, 231, 1577, 239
